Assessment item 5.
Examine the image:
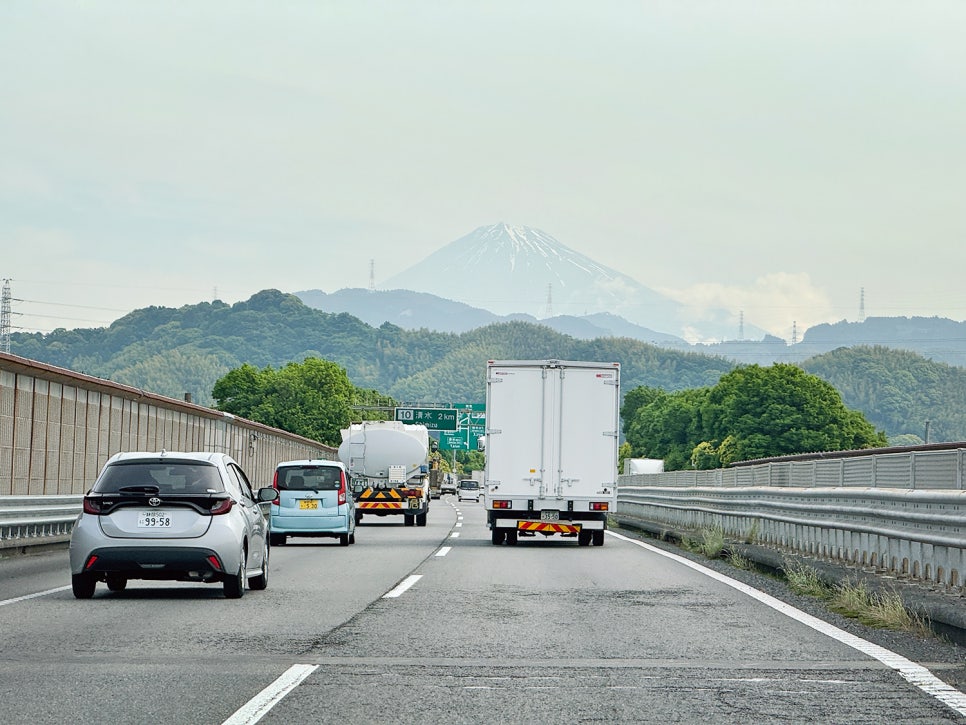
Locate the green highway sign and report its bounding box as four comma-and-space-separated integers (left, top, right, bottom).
438, 431, 469, 451
451, 402, 485, 411
394, 407, 458, 431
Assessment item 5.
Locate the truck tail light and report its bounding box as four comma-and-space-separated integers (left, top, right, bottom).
590, 502, 609, 511
492, 500, 512, 509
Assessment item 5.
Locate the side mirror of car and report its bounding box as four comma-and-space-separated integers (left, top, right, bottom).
257, 487, 277, 503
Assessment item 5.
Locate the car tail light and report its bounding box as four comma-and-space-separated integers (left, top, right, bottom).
492, 499, 511, 509
83, 554, 99, 571
82, 497, 102, 515
270, 469, 280, 504
590, 502, 609, 511
338, 470, 347, 506
209, 498, 234, 515
206, 555, 223, 572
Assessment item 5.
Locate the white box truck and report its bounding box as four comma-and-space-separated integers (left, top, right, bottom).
484, 359, 620, 546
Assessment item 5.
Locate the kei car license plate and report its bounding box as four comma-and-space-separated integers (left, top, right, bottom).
137, 511, 172, 528
299, 499, 319, 510
541, 509, 560, 522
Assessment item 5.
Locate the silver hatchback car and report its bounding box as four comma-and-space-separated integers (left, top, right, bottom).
69, 451, 276, 599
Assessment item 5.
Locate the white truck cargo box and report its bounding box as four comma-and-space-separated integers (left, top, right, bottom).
484, 359, 620, 546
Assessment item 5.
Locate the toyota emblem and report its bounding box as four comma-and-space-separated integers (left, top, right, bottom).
148, 497, 162, 507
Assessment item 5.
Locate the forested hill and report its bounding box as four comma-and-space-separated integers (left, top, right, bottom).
9, 290, 966, 443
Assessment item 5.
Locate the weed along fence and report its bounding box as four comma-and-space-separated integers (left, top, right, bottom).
616, 445, 966, 594
0, 352, 336, 550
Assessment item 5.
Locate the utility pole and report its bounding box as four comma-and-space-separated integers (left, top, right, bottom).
0, 279, 11, 354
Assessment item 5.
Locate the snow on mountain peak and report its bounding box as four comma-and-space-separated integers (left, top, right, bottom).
378, 222, 747, 341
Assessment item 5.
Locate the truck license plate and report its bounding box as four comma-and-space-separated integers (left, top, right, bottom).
541, 510, 560, 522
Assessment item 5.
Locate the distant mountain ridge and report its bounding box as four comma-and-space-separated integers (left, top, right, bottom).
295, 288, 684, 344
296, 288, 966, 368
9, 289, 966, 442
377, 222, 769, 342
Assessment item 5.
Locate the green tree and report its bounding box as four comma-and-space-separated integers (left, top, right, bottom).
212, 358, 356, 446
707, 364, 885, 462
623, 365, 886, 470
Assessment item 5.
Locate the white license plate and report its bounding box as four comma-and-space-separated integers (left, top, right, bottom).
541, 510, 560, 522
137, 511, 172, 528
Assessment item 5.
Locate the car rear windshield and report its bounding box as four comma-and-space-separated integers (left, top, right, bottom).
277, 466, 342, 491
459, 480, 479, 488
94, 462, 224, 494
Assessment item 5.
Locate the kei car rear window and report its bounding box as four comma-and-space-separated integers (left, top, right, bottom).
277, 466, 342, 491
94, 462, 224, 494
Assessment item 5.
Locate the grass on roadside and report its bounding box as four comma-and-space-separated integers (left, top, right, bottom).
783, 560, 931, 637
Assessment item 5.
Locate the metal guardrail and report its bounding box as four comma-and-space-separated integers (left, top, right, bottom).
0, 496, 82, 550
616, 447, 966, 593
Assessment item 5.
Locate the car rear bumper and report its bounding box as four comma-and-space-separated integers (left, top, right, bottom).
73, 545, 230, 582
270, 513, 351, 535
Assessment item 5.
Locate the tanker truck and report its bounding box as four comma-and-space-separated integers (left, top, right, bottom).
338, 420, 431, 527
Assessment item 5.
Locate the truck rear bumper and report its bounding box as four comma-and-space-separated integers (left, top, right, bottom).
491, 518, 604, 530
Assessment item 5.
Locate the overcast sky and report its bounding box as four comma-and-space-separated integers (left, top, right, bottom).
3, 2, 965, 341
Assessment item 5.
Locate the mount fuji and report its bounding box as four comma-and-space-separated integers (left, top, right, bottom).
378, 223, 764, 342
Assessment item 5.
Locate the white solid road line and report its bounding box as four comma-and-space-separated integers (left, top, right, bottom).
0, 585, 71, 607
222, 663, 319, 725
607, 530, 966, 718
382, 574, 422, 598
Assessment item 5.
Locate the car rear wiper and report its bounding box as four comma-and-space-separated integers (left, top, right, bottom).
116, 485, 161, 494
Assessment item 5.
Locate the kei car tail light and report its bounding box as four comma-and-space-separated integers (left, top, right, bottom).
209, 498, 234, 515
590, 502, 609, 511
270, 469, 280, 504
338, 470, 347, 506
82, 497, 102, 515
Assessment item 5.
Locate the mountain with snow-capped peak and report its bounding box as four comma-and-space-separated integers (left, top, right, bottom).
379, 223, 762, 341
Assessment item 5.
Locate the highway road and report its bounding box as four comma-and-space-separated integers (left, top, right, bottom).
1, 498, 965, 724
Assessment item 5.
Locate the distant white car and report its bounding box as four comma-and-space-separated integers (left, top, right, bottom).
457, 479, 481, 502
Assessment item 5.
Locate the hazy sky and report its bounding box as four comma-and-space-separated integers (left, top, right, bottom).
3, 2, 965, 341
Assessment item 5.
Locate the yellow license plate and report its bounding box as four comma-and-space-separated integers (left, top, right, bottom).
299, 499, 319, 510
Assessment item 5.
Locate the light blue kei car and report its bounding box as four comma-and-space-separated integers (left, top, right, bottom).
270, 459, 356, 546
